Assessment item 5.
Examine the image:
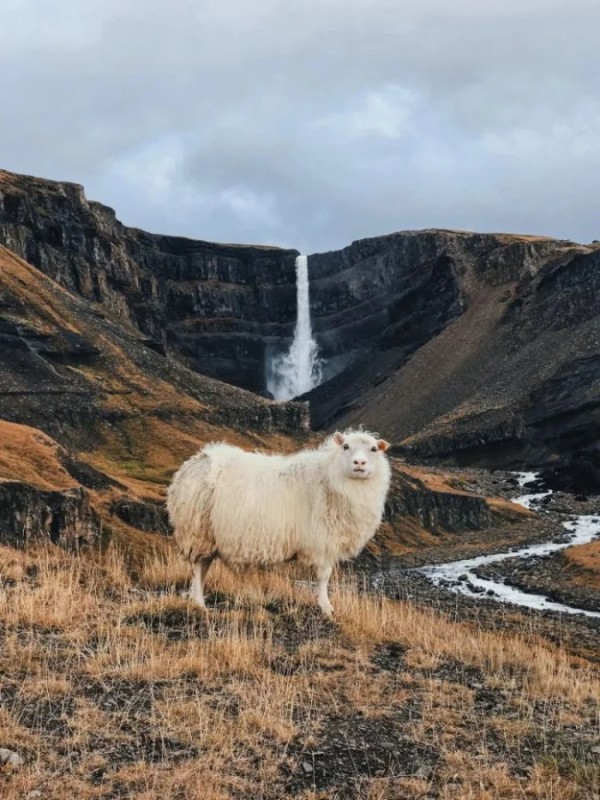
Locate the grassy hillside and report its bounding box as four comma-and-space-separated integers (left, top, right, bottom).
0, 540, 599, 799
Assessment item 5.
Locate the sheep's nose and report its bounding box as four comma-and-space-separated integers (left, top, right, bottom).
353, 458, 367, 467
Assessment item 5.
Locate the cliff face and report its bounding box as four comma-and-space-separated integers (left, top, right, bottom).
300, 230, 598, 480
303, 231, 582, 424
1, 169, 599, 482
0, 170, 299, 394
0, 245, 308, 447
0, 171, 578, 403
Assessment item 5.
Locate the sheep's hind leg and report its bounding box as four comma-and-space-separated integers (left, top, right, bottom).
316, 564, 334, 618
190, 556, 215, 608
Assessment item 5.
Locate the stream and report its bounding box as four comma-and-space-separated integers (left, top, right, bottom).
417, 473, 600, 619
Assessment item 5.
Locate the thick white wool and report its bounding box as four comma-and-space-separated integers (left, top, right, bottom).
167, 430, 391, 574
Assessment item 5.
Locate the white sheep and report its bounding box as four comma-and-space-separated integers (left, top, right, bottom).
166, 429, 391, 616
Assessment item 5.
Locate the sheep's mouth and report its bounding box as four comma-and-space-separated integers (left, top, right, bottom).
351, 468, 370, 478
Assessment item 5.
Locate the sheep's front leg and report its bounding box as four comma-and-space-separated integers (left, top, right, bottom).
316, 563, 334, 617
190, 556, 214, 608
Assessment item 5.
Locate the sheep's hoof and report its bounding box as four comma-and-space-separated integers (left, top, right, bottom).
319, 603, 335, 619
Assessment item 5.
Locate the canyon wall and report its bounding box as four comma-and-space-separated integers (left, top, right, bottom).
1, 169, 599, 477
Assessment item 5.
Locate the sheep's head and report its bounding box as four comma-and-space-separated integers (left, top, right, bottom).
331, 429, 390, 480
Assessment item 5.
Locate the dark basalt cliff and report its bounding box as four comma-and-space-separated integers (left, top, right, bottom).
0, 169, 300, 394
326, 237, 600, 479
303, 231, 570, 423
0, 246, 308, 449
1, 169, 599, 484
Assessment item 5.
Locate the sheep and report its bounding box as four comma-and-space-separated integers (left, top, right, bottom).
166, 429, 391, 616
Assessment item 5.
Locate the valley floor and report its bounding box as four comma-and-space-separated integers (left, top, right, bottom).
1, 540, 599, 800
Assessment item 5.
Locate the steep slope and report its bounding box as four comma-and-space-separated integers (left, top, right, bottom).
0, 169, 300, 394
315, 234, 600, 472
0, 245, 308, 446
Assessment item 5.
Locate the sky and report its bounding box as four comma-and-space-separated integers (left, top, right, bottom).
2, 0, 599, 253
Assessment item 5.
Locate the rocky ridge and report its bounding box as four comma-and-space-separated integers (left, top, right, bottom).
2, 169, 599, 482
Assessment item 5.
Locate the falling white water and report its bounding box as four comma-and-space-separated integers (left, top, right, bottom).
268, 255, 322, 401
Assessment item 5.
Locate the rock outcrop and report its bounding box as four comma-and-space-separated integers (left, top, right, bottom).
109, 497, 170, 535
0, 481, 99, 549
386, 468, 492, 534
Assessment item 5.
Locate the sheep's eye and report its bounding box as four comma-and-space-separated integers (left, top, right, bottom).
343, 443, 350, 450
371, 446, 377, 452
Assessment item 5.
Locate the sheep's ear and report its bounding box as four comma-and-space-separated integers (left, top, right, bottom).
333, 431, 345, 446
377, 439, 390, 452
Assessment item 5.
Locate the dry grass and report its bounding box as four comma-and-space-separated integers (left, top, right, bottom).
0, 421, 76, 492
486, 496, 531, 519
401, 466, 475, 497
369, 519, 443, 557
0, 541, 599, 800
564, 541, 600, 589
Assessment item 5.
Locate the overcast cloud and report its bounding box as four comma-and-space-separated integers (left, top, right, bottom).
1, 0, 599, 252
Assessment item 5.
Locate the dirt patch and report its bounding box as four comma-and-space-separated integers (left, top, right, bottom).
0, 684, 75, 738
79, 677, 168, 716
124, 604, 213, 641
371, 641, 407, 672
282, 712, 438, 797
266, 602, 340, 653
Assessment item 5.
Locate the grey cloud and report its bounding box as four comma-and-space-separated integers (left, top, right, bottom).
1, 0, 599, 252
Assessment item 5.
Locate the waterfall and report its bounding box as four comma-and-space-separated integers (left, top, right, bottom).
268, 254, 322, 401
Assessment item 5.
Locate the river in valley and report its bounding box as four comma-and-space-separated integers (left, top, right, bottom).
416, 473, 600, 619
